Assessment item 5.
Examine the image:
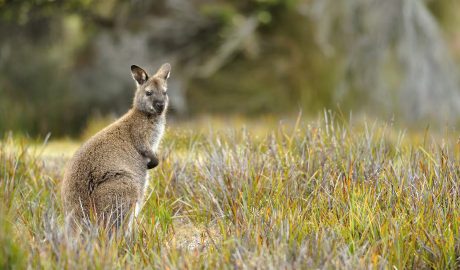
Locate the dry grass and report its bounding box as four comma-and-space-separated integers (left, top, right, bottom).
1, 113, 460, 269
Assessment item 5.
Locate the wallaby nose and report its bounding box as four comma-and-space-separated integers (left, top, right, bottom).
154, 101, 165, 112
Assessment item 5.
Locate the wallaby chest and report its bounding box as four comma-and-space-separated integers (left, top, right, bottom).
150, 116, 165, 150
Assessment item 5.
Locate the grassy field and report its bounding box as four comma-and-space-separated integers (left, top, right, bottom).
1, 113, 460, 269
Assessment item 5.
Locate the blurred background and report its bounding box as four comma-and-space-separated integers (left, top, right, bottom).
1, 0, 460, 138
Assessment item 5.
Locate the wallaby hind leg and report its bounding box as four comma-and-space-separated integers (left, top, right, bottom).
91, 178, 140, 230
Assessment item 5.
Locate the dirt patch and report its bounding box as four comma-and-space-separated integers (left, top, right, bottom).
170, 219, 222, 252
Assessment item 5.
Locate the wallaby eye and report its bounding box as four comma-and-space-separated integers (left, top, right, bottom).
146, 91, 153, 96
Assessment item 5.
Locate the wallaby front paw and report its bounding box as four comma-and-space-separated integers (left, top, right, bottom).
147, 155, 159, 169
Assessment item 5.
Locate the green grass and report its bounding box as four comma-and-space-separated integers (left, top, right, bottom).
1, 113, 460, 269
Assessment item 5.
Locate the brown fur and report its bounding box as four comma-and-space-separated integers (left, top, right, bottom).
61, 63, 171, 229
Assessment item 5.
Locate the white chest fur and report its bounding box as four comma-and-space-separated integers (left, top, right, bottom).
151, 117, 165, 151
136, 117, 165, 218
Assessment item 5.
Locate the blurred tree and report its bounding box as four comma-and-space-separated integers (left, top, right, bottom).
307, 0, 460, 123
0, 0, 459, 137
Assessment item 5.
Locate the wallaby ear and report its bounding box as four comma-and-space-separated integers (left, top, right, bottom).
155, 63, 171, 80
131, 65, 149, 86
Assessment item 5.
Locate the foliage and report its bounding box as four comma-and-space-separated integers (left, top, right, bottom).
1, 116, 459, 268
1, 0, 459, 137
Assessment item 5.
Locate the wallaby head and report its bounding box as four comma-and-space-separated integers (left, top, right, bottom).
131, 63, 171, 116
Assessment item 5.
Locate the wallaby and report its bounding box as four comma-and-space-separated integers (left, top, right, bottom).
61, 63, 171, 230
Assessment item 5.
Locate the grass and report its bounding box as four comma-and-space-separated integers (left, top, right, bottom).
1, 113, 460, 269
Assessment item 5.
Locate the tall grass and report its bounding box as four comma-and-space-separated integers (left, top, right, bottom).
1, 114, 459, 269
